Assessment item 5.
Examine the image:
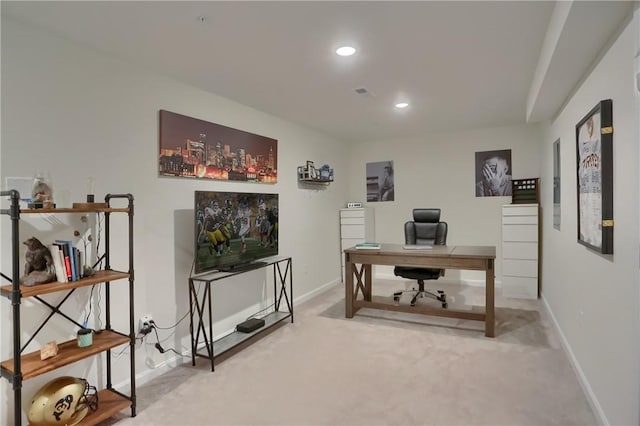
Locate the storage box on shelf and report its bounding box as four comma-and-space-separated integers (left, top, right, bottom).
0, 190, 136, 426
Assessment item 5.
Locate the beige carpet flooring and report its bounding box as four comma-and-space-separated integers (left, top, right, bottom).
107, 280, 597, 426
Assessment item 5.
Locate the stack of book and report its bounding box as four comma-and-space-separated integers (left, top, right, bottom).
354, 242, 380, 250
48, 241, 85, 283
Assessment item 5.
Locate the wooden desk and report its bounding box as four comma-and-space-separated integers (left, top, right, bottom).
344, 244, 496, 337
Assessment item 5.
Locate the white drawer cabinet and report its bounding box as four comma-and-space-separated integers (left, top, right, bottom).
340, 224, 366, 239
501, 204, 539, 299
340, 207, 374, 281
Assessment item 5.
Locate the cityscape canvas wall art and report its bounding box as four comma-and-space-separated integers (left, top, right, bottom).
159, 110, 278, 183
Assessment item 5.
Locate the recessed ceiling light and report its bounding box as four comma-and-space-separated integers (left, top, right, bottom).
395, 102, 409, 109
336, 46, 356, 56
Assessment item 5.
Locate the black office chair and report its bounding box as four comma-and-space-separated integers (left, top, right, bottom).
393, 208, 448, 308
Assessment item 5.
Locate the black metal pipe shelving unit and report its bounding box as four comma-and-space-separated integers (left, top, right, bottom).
0, 191, 136, 426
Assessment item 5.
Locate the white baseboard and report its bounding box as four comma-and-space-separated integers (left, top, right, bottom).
114, 347, 192, 393
296, 278, 340, 305
541, 294, 608, 426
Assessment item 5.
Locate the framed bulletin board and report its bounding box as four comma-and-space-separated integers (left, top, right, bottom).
575, 99, 613, 254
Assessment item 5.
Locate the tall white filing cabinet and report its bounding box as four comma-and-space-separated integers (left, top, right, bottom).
340, 207, 374, 281
501, 204, 539, 299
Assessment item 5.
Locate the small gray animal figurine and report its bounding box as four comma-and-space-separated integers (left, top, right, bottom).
23, 237, 53, 275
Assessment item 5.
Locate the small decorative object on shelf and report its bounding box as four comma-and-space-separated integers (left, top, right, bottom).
28, 376, 99, 426
86, 176, 96, 203
319, 164, 334, 181
511, 178, 539, 204
297, 161, 333, 184
77, 328, 93, 347
298, 161, 316, 179
74, 215, 96, 277
71, 176, 109, 209
29, 172, 55, 209
39, 341, 58, 361
20, 237, 56, 286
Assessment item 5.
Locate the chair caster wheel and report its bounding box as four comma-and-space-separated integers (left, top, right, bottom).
442, 302, 448, 309
393, 296, 400, 302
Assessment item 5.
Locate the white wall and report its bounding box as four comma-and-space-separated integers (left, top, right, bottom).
2, 8, 639, 426
539, 12, 640, 426
0, 19, 348, 424
345, 124, 543, 283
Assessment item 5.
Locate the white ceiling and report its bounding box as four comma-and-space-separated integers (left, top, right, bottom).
1, 1, 633, 142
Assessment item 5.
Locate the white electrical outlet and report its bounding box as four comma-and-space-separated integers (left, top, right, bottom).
138, 314, 153, 334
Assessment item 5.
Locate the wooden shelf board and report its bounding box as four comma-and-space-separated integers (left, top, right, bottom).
0, 270, 129, 298
75, 389, 132, 426
1, 330, 129, 380
298, 178, 331, 185
20, 207, 129, 214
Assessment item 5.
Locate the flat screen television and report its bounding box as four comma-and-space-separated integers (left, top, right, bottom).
194, 190, 278, 274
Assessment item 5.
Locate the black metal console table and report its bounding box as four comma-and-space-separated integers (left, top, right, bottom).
188, 256, 293, 371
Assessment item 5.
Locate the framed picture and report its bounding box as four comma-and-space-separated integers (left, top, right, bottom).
553, 139, 560, 230
366, 161, 394, 202
575, 99, 613, 254
474, 149, 512, 197
158, 110, 278, 183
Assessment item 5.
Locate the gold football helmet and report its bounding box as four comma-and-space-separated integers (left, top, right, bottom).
28, 376, 98, 426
